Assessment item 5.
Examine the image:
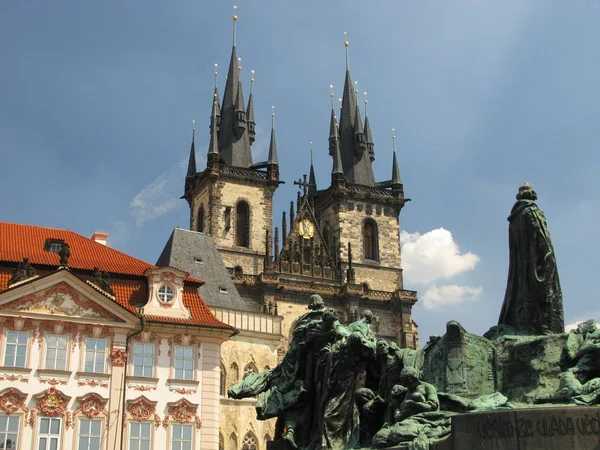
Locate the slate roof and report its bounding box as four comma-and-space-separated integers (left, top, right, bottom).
156, 228, 257, 312
0, 222, 234, 331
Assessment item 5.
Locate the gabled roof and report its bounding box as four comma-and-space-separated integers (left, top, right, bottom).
156, 228, 257, 312
0, 222, 234, 331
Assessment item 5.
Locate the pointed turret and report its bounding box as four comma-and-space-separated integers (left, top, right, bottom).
211, 87, 221, 133
391, 135, 403, 195
328, 109, 338, 157
186, 124, 197, 177
267, 107, 279, 182
207, 113, 220, 171
331, 123, 345, 186
217, 13, 253, 168
353, 104, 367, 154
308, 151, 317, 197
246, 76, 256, 144
364, 114, 374, 162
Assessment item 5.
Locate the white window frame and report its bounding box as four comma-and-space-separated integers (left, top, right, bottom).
173, 346, 194, 381
128, 421, 152, 450
38, 416, 62, 450
77, 418, 102, 450
0, 414, 20, 450
157, 285, 174, 303
171, 423, 193, 450
84, 338, 106, 373
45, 334, 68, 371
132, 343, 155, 378
3, 331, 29, 368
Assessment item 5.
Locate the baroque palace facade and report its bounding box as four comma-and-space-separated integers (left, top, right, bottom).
0, 222, 236, 450
158, 10, 420, 448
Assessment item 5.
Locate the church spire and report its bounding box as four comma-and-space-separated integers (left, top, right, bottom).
331, 122, 345, 185
217, 6, 253, 168
337, 36, 375, 186
267, 106, 279, 182
186, 121, 197, 177
211, 64, 221, 133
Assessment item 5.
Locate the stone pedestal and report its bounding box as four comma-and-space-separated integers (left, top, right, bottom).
452, 407, 600, 449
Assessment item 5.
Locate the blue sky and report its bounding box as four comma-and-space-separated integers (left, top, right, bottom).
2, 1, 600, 344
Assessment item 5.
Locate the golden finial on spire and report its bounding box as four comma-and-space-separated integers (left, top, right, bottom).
310, 141, 314, 164
214, 63, 219, 88
330, 84, 335, 110
250, 69, 255, 94
338, 97, 342, 111
192, 119, 196, 131
344, 32, 350, 70
232, 5, 238, 46
363, 92, 368, 116
354, 80, 359, 98
271, 105, 275, 128
392, 128, 397, 152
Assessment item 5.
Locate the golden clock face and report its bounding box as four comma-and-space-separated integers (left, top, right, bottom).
299, 219, 315, 239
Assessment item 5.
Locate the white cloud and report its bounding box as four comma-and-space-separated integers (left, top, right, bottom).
422, 284, 482, 310
401, 228, 480, 285
129, 160, 186, 227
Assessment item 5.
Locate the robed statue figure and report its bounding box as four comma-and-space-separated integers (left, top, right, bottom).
498, 183, 564, 334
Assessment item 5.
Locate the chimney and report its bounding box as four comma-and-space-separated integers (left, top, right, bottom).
91, 232, 109, 246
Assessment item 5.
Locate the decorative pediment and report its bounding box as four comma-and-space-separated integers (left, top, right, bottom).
34, 387, 70, 417
143, 267, 191, 319
2, 281, 122, 321
126, 396, 157, 422
0, 388, 28, 414
74, 393, 108, 419
164, 398, 201, 429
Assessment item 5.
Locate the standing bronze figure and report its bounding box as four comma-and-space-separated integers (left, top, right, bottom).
499, 183, 563, 334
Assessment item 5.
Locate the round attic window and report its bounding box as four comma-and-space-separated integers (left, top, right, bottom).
157, 285, 174, 303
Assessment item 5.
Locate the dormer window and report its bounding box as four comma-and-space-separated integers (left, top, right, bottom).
44, 239, 64, 253
157, 285, 174, 303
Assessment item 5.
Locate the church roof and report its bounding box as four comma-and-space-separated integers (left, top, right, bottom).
0, 222, 233, 330
156, 228, 257, 312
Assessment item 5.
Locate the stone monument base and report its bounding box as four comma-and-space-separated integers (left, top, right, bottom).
452, 407, 600, 449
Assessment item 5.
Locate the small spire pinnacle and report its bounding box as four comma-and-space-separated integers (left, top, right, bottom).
332, 123, 344, 176
330, 85, 335, 110
309, 141, 317, 196
187, 120, 197, 177
363, 92, 368, 116
214, 63, 219, 89
208, 115, 219, 155
268, 105, 278, 165
344, 32, 349, 71
232, 5, 238, 46
250, 69, 255, 95
391, 129, 402, 186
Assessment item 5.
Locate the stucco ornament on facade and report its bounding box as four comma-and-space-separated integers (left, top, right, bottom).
35, 387, 70, 417
110, 348, 127, 367
0, 388, 28, 415
126, 396, 156, 422
69, 393, 109, 429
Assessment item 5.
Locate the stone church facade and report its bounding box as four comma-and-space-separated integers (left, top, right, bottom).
168, 12, 419, 449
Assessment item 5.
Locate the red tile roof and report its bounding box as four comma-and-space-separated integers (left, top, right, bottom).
0, 222, 234, 331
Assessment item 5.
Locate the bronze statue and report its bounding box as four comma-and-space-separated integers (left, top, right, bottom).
498, 183, 564, 334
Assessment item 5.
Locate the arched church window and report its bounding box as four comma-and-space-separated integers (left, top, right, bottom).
243, 363, 258, 379
197, 205, 205, 232
220, 362, 227, 396
242, 431, 258, 450
236, 201, 250, 248
229, 362, 239, 388
229, 432, 238, 449
234, 266, 243, 276
363, 219, 379, 261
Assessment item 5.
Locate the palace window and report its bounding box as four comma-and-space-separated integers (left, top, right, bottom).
242, 431, 258, 450
38, 417, 62, 450
84, 338, 106, 373
197, 205, 205, 233
0, 416, 19, 450
171, 424, 193, 450
174, 346, 194, 380
157, 285, 175, 303
4, 332, 28, 368
363, 219, 379, 261
78, 419, 101, 450
129, 422, 151, 450
235, 201, 250, 248
133, 343, 155, 378
45, 335, 68, 371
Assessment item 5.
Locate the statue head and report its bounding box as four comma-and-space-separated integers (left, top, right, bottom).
399, 367, 421, 390
308, 294, 324, 311
577, 320, 598, 336
516, 183, 537, 201
321, 309, 338, 330
361, 310, 374, 324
